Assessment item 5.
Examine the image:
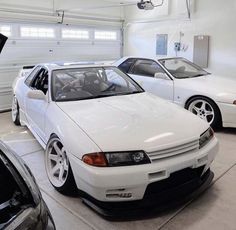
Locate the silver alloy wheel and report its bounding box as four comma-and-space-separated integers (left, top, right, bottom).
12, 96, 18, 122
46, 138, 69, 187
188, 99, 215, 124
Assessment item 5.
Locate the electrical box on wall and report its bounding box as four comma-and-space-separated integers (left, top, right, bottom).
193, 35, 209, 68
174, 42, 181, 52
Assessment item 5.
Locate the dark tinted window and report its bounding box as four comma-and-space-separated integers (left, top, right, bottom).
131, 59, 165, 77
119, 58, 136, 73
30, 68, 49, 95
25, 66, 41, 86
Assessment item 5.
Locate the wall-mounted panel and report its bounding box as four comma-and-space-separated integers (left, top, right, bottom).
193, 35, 209, 68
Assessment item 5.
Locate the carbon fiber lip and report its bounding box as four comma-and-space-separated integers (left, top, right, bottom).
82, 169, 214, 219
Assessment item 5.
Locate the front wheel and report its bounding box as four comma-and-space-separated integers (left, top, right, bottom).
12, 96, 21, 126
45, 135, 77, 195
186, 97, 221, 129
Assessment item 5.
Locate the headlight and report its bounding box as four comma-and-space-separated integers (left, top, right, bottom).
82, 151, 151, 167
199, 128, 214, 148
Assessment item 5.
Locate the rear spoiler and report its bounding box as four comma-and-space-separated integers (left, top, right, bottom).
0, 33, 8, 54
23, 65, 35, 69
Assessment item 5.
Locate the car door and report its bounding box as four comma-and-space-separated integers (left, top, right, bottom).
128, 59, 174, 101
25, 67, 49, 142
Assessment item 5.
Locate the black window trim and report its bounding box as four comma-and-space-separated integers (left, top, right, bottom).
24, 65, 42, 88
119, 58, 137, 74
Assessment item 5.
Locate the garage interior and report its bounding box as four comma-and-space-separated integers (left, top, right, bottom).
0, 0, 236, 229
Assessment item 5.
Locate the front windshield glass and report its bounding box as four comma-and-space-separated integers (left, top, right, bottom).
159, 58, 209, 79
52, 66, 143, 102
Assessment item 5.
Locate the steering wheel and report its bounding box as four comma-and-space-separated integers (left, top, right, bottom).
175, 66, 186, 72
61, 83, 78, 92
102, 83, 116, 92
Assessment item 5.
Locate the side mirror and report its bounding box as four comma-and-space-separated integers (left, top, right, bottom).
154, 72, 169, 80
27, 90, 46, 101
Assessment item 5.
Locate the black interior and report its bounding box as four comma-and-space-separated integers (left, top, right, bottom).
0, 155, 32, 226
31, 68, 49, 94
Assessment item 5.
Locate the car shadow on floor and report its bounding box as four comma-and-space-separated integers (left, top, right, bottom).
215, 127, 236, 135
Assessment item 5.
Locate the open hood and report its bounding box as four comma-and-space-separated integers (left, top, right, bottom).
0, 33, 7, 54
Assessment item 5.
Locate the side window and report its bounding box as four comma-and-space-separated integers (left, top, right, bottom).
131, 59, 165, 77
119, 58, 136, 73
30, 68, 49, 95
25, 66, 41, 86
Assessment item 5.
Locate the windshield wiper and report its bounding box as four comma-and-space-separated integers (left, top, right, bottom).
56, 91, 143, 102
81, 91, 143, 99
114, 91, 143, 96
192, 74, 208, 78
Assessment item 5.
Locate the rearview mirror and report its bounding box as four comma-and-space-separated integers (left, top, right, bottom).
154, 73, 169, 80
27, 90, 46, 101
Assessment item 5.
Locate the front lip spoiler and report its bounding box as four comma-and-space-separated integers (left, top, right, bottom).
82, 169, 214, 219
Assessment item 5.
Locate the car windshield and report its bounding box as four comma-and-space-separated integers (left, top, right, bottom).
52, 66, 144, 102
159, 58, 209, 79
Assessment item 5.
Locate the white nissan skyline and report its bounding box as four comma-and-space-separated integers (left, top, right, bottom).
12, 63, 218, 215
115, 57, 236, 129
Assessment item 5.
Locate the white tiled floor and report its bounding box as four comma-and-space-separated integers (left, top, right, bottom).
1, 112, 236, 230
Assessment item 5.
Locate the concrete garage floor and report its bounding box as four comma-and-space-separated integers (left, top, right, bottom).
1, 112, 236, 230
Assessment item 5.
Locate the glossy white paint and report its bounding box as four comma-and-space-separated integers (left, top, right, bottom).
114, 57, 236, 128
13, 63, 218, 202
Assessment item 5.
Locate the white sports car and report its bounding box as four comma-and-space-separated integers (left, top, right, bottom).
12, 63, 218, 215
115, 57, 236, 129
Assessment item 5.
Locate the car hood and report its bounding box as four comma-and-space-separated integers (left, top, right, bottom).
178, 75, 236, 101
0, 33, 7, 54
57, 93, 208, 152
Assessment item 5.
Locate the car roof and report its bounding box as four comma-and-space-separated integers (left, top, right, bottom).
40, 61, 113, 71
158, 57, 185, 61
116, 56, 185, 63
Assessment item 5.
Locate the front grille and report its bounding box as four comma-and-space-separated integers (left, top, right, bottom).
147, 139, 199, 162
144, 166, 206, 198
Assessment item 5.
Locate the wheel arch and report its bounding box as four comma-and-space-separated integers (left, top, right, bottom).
184, 95, 223, 126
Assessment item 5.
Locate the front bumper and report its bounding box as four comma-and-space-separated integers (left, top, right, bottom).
70, 136, 218, 204
83, 167, 213, 217
217, 102, 236, 128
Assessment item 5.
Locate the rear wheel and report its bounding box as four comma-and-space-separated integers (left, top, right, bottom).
12, 96, 21, 126
45, 135, 77, 195
186, 97, 221, 129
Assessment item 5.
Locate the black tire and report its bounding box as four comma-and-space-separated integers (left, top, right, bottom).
12, 96, 21, 126
186, 96, 222, 129
45, 134, 77, 196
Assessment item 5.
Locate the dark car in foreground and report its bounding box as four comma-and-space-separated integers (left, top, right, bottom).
0, 142, 55, 229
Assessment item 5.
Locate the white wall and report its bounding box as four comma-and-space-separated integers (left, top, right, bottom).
124, 0, 236, 78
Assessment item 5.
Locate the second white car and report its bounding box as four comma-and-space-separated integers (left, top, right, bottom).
115, 57, 236, 129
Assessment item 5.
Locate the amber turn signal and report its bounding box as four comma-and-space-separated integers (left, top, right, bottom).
82, 153, 107, 167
